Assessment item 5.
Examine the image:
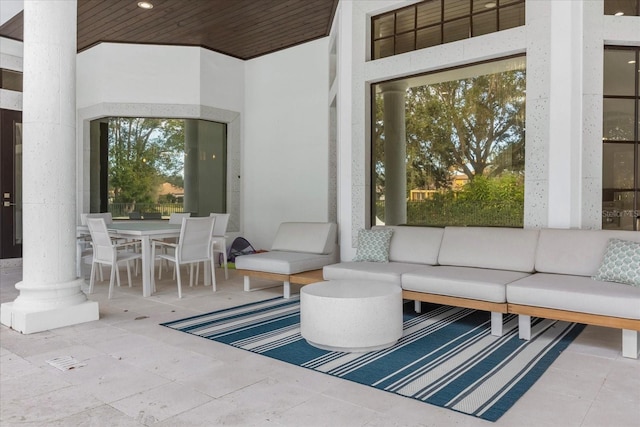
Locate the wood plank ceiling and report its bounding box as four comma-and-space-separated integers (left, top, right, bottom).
0, 0, 339, 60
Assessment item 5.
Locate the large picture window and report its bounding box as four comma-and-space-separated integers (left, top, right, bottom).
602, 47, 639, 231
372, 56, 526, 227
89, 117, 227, 219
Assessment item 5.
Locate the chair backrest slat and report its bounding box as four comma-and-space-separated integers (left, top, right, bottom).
86, 218, 114, 263
177, 216, 216, 263
81, 212, 113, 225
209, 213, 230, 237
169, 212, 191, 224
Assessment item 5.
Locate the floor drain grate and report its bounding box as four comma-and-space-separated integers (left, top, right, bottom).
46, 356, 86, 371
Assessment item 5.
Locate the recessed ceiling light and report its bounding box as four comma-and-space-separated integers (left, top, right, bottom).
138, 1, 153, 9
614, 11, 624, 16
485, 2, 497, 8
629, 60, 637, 64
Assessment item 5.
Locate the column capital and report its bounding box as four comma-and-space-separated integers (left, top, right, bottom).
379, 81, 409, 94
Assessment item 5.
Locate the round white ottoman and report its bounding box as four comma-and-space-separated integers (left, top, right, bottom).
300, 280, 403, 352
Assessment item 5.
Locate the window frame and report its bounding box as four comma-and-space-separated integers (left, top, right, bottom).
371, 0, 526, 60
602, 46, 640, 230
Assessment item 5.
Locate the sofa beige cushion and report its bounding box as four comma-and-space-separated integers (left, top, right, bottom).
373, 225, 444, 265
236, 251, 337, 275
507, 273, 640, 320
402, 266, 530, 303
535, 229, 640, 276
271, 222, 337, 254
438, 227, 539, 273
323, 261, 428, 285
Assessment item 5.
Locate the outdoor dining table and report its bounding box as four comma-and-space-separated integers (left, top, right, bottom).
78, 220, 210, 297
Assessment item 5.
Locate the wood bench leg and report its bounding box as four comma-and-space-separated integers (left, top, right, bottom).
414, 300, 422, 313
622, 329, 639, 359
518, 315, 531, 340
243, 275, 290, 297
491, 312, 503, 337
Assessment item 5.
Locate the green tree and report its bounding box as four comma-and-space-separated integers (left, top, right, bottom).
406, 70, 525, 184
108, 118, 184, 205
374, 67, 526, 227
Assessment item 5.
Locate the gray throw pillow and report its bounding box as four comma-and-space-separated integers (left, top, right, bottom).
353, 228, 394, 263
592, 238, 640, 287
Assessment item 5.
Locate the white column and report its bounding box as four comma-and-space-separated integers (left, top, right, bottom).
547, 0, 584, 228
183, 119, 199, 215
1, 0, 98, 333
380, 81, 408, 226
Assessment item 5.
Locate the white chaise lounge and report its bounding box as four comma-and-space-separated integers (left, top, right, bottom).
235, 222, 338, 298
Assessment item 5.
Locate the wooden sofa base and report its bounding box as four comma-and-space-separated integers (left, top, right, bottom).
403, 290, 508, 337
507, 304, 640, 331
403, 290, 508, 313
236, 269, 324, 299
403, 291, 639, 358
509, 303, 640, 359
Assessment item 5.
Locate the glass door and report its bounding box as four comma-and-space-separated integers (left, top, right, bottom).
0, 109, 23, 259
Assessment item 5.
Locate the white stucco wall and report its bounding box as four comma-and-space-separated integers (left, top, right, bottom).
76, 44, 202, 108
243, 38, 330, 249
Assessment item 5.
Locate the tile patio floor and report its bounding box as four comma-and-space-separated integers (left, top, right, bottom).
1, 263, 638, 426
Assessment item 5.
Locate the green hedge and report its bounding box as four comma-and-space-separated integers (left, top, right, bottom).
377, 175, 524, 227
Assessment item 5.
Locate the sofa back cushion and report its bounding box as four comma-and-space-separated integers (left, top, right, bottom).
373, 225, 444, 265
271, 222, 337, 254
535, 228, 640, 276
438, 226, 539, 272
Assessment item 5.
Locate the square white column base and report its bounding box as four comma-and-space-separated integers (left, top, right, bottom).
1, 300, 99, 334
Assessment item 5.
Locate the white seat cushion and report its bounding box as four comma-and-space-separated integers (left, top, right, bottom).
507, 273, 640, 320
235, 251, 336, 275
373, 225, 444, 265
402, 266, 531, 303
323, 261, 427, 285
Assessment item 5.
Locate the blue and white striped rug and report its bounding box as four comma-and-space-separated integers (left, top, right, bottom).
161, 296, 585, 422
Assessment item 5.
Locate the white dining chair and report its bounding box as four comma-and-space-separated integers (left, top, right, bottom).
78, 212, 119, 279
81, 212, 114, 225
151, 216, 216, 298
157, 212, 192, 273
169, 212, 191, 224
82, 212, 141, 274
77, 234, 104, 280
209, 213, 231, 280
86, 218, 142, 299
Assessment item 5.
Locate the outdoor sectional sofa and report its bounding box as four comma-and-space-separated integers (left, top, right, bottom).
323, 225, 640, 359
